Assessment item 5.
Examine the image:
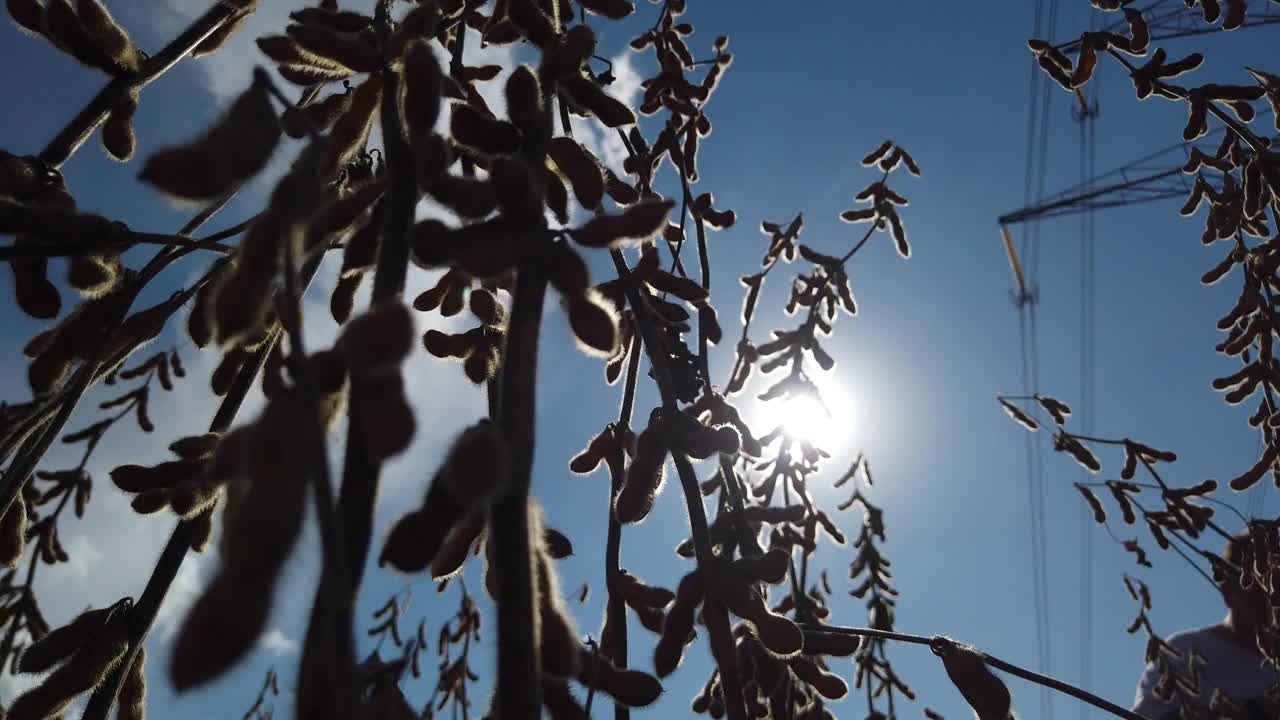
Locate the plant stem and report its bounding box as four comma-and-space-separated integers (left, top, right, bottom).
0, 234, 234, 261
480, 25, 564, 714
281, 226, 354, 705
609, 249, 746, 720
370, 3, 415, 305
676, 162, 714, 391
489, 259, 549, 720
839, 222, 880, 265
40, 3, 249, 168
199, 213, 263, 245
1066, 433, 1128, 447
332, 0, 420, 595
800, 624, 1148, 720
604, 332, 641, 720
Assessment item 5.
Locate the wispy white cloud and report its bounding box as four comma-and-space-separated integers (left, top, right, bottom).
154, 557, 204, 640
258, 629, 298, 656
62, 534, 104, 582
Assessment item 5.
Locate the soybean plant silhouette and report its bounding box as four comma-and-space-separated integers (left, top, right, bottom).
5, 1, 1272, 720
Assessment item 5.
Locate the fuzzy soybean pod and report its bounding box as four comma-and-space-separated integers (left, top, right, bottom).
10, 608, 129, 720
352, 372, 416, 462
190, 7, 249, 57
379, 481, 463, 573
715, 562, 803, 658
340, 304, 416, 459
429, 510, 486, 580
933, 638, 1015, 720
67, 250, 123, 298
402, 39, 443, 135
536, 542, 580, 680
178, 505, 214, 553
139, 75, 282, 202
619, 570, 676, 610
323, 72, 382, 175
731, 548, 789, 585
800, 628, 862, 657
787, 655, 847, 700
542, 679, 588, 720
116, 645, 147, 720
10, 182, 78, 320
74, 0, 142, 71
665, 410, 741, 460
26, 288, 130, 394
0, 495, 27, 568
101, 89, 139, 162
614, 412, 670, 524
381, 420, 509, 573
576, 646, 663, 708
169, 389, 317, 690
569, 425, 617, 475
16, 605, 115, 674
653, 569, 703, 678
567, 290, 621, 358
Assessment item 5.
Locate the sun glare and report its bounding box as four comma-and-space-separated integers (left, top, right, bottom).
769, 381, 855, 452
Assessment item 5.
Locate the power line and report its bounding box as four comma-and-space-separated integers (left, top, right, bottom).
1015, 2, 1058, 718
1074, 32, 1100, 717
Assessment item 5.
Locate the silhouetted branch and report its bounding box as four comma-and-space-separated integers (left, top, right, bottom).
800, 625, 1147, 720
40, 3, 251, 168
604, 332, 642, 720
0, 234, 235, 261
610, 248, 747, 720
0, 192, 236, 547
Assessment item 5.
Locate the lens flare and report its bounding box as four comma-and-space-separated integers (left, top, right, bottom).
773, 385, 852, 451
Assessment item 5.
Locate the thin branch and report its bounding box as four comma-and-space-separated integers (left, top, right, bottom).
675, 152, 714, 391
799, 625, 1148, 720
604, 332, 642, 720
1066, 432, 1129, 447
0, 234, 234, 261
40, 3, 249, 168
839, 222, 879, 265
198, 213, 262, 245
0, 191, 236, 544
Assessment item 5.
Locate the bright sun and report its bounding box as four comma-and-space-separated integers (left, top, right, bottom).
771, 382, 854, 452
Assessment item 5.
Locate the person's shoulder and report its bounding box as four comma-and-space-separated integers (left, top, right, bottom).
1163, 625, 1223, 651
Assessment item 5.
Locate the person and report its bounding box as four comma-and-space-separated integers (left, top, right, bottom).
1131, 532, 1278, 719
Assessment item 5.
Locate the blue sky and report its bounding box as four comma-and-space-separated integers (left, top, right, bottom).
1, 1, 1279, 718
